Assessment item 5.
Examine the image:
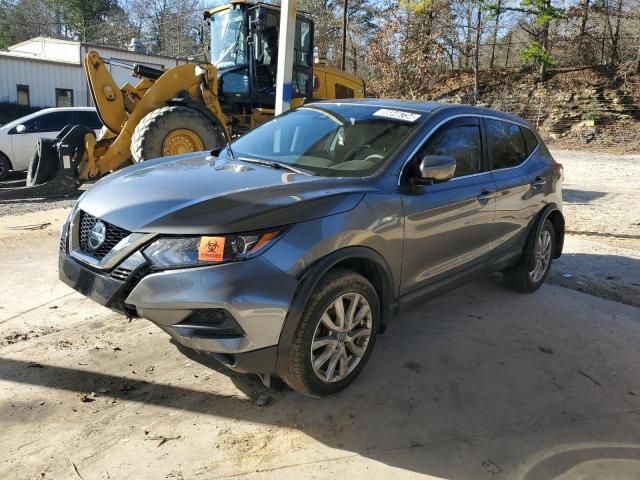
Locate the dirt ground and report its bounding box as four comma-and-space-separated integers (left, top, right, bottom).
0, 150, 639, 479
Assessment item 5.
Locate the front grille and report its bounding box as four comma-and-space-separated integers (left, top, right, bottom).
78, 211, 130, 260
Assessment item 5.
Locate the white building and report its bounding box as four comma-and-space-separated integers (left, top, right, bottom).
0, 37, 185, 108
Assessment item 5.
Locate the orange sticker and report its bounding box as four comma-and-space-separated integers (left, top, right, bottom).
198, 236, 226, 262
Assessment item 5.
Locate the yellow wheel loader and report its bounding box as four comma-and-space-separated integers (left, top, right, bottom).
0, 0, 364, 199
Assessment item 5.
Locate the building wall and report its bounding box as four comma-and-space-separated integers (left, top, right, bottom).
0, 39, 186, 108
0, 56, 87, 107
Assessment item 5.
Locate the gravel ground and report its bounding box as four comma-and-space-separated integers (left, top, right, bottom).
546, 150, 640, 307
0, 172, 83, 217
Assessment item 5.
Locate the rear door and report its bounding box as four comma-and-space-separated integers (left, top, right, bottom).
484, 117, 550, 251
10, 111, 73, 170
400, 116, 497, 294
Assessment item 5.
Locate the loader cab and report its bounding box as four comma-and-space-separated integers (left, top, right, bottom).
206, 2, 314, 111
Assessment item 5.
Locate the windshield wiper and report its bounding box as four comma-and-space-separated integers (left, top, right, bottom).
237, 157, 316, 176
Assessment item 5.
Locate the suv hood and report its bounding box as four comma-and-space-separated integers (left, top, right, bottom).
79, 153, 366, 234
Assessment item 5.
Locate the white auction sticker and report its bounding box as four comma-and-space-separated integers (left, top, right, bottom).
372, 108, 421, 122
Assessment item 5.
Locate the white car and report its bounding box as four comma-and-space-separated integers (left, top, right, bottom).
0, 107, 102, 180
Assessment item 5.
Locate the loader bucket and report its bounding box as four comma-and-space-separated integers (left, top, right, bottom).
0, 126, 94, 200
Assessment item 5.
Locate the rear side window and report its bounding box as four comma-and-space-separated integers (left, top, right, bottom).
421, 124, 482, 177
335, 83, 354, 99
76, 111, 103, 129
486, 119, 527, 170
522, 127, 539, 155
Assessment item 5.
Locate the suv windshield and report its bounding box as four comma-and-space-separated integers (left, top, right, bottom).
210, 7, 247, 69
226, 105, 424, 177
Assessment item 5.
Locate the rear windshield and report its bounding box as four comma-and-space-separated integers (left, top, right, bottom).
225, 104, 424, 177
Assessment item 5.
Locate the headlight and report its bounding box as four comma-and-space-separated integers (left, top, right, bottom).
142, 228, 284, 268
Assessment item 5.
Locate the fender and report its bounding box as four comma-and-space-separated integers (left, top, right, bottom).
274, 246, 397, 377
524, 203, 565, 270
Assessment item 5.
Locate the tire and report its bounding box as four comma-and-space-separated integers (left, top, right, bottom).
503, 219, 556, 293
281, 268, 380, 397
0, 153, 11, 181
130, 106, 222, 163
26, 138, 59, 186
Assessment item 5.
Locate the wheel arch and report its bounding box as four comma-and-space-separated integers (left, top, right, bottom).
275, 246, 398, 377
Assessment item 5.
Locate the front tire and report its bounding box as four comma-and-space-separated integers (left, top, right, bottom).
0, 153, 11, 181
130, 106, 222, 163
503, 219, 555, 293
282, 269, 380, 397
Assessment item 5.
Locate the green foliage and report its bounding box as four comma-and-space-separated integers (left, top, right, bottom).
519, 41, 556, 67
400, 0, 435, 15
520, 0, 564, 27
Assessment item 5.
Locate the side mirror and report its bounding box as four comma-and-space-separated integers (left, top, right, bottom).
417, 155, 456, 183
15, 124, 26, 133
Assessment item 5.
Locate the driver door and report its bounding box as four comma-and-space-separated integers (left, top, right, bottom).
400, 116, 497, 295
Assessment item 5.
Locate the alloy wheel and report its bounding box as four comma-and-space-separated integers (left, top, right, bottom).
310, 293, 373, 383
529, 229, 552, 283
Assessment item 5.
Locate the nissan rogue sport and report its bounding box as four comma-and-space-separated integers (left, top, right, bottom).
59, 100, 564, 397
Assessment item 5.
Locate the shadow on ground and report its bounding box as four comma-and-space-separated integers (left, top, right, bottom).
2, 276, 640, 478
562, 188, 607, 204
549, 253, 640, 307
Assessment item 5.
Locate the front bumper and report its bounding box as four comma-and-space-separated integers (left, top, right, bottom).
58, 250, 300, 374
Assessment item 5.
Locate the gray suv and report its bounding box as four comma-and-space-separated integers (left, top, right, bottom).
59, 100, 564, 396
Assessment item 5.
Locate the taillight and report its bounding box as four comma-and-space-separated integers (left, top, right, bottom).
554, 162, 563, 177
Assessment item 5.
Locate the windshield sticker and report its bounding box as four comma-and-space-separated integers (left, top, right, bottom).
373, 108, 421, 123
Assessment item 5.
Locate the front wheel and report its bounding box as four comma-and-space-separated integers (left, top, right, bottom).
503, 219, 556, 293
282, 269, 380, 397
130, 106, 223, 163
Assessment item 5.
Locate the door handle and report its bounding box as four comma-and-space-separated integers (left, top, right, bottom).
477, 188, 495, 201
532, 176, 547, 189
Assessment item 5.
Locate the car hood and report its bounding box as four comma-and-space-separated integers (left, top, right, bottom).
79, 153, 367, 234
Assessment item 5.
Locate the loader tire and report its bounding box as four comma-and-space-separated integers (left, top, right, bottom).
26, 138, 59, 186
130, 106, 222, 163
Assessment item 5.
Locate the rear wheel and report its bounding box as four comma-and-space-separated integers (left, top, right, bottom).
282, 269, 380, 397
130, 106, 223, 163
0, 153, 11, 181
503, 219, 555, 293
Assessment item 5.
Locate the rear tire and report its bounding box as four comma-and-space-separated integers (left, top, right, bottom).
130, 106, 222, 163
26, 138, 59, 186
281, 268, 380, 397
0, 153, 11, 181
503, 219, 555, 293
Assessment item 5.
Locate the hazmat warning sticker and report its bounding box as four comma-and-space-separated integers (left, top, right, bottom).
372, 108, 421, 123
198, 236, 226, 262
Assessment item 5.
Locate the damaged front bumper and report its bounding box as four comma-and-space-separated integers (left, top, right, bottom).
58, 235, 299, 375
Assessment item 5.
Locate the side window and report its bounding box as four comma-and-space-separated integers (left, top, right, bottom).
33, 112, 73, 132
521, 127, 539, 155
76, 111, 103, 129
420, 123, 482, 178
486, 119, 527, 169
335, 83, 354, 99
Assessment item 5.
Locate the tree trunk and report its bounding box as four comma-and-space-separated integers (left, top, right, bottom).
610, 0, 623, 66
473, 6, 482, 101
341, 0, 348, 70
505, 32, 512, 68
578, 0, 590, 37
489, 0, 502, 70
538, 0, 551, 82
